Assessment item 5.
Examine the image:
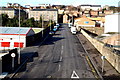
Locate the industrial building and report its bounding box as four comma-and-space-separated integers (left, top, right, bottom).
0, 27, 35, 50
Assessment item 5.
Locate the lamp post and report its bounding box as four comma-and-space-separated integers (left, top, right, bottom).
42, 14, 44, 38
18, 6, 21, 64
49, 15, 52, 31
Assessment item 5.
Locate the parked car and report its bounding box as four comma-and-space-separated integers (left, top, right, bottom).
68, 23, 72, 28
49, 31, 55, 35
71, 26, 77, 34
56, 23, 60, 27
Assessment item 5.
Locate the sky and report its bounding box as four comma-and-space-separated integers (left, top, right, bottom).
0, 0, 120, 7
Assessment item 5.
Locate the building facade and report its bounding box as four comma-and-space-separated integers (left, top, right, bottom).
0, 8, 26, 19
80, 5, 101, 11
0, 27, 35, 50
0, 8, 16, 18
74, 16, 95, 30
104, 13, 120, 33
28, 9, 58, 23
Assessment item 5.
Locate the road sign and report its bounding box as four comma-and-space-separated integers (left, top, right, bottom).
11, 53, 15, 70
101, 56, 105, 74
71, 70, 79, 79
11, 53, 16, 58
101, 56, 105, 60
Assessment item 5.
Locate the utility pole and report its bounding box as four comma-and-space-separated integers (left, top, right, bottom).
18, 6, 21, 64
72, 15, 73, 25
42, 14, 44, 38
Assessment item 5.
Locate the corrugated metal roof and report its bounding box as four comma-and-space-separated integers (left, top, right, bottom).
0, 27, 31, 35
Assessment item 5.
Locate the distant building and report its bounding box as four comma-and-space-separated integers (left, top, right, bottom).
7, 3, 12, 7
103, 5, 109, 10
0, 8, 26, 19
82, 10, 90, 17
104, 13, 120, 33
28, 9, 58, 23
74, 16, 95, 30
80, 4, 101, 11
0, 8, 17, 18
104, 10, 113, 15
0, 27, 35, 50
7, 3, 20, 7
98, 10, 105, 17
63, 14, 68, 23
87, 17, 105, 27
90, 10, 98, 17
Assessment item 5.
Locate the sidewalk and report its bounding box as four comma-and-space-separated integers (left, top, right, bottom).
77, 33, 120, 78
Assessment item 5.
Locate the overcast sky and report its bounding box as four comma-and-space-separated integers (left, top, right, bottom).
1, 0, 119, 7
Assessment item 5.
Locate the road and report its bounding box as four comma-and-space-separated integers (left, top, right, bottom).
15, 24, 95, 79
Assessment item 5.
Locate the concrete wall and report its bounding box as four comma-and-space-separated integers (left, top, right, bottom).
81, 29, 120, 73
81, 27, 104, 35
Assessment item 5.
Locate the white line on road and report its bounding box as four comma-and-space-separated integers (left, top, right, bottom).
71, 70, 79, 79
61, 45, 64, 55
58, 64, 61, 71
58, 45, 64, 71
59, 56, 63, 62
59, 45, 64, 62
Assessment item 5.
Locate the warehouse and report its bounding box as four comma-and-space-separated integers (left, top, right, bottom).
0, 27, 35, 50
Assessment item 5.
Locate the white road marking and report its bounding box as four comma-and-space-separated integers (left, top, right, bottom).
71, 70, 79, 79
59, 56, 63, 62
58, 64, 61, 71
59, 45, 63, 61
61, 45, 64, 55
58, 45, 64, 71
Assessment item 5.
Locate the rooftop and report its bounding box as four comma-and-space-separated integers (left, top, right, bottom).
80, 4, 101, 7
0, 8, 14, 11
30, 9, 58, 11
0, 27, 32, 35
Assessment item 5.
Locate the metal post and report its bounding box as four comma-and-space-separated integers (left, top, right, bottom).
72, 15, 73, 25
102, 58, 104, 75
42, 14, 43, 38
50, 16, 51, 31
12, 57, 14, 70
18, 6, 21, 64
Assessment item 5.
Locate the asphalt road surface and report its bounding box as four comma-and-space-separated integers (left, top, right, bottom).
15, 24, 95, 79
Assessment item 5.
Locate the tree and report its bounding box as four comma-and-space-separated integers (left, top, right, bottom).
117, 7, 120, 12
1, 14, 9, 26
26, 18, 35, 27
38, 16, 42, 28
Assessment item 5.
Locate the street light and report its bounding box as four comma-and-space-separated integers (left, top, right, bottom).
42, 14, 43, 38
49, 15, 52, 31
18, 6, 21, 64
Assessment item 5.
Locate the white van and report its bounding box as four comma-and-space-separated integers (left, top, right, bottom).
71, 27, 77, 34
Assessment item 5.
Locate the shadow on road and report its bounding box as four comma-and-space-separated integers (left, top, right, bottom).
42, 36, 65, 45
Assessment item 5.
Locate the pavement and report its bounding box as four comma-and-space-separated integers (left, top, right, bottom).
77, 32, 120, 79
10, 24, 97, 79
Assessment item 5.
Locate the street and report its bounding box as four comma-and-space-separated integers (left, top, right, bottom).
14, 24, 95, 79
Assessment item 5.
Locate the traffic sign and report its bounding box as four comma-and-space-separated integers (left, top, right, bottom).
11, 53, 16, 57
101, 56, 105, 60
